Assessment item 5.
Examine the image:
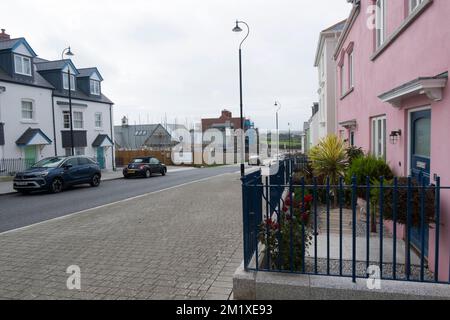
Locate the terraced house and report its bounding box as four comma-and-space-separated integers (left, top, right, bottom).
335, 0, 449, 280
0, 29, 115, 171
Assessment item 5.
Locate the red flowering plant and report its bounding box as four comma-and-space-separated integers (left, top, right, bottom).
258, 190, 314, 271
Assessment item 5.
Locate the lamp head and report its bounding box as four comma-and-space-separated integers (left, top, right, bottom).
65, 47, 74, 57
232, 21, 242, 32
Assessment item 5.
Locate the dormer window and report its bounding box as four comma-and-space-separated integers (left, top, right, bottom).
63, 72, 76, 91
14, 55, 32, 76
90, 80, 100, 95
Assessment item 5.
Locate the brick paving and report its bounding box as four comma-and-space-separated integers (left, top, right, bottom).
0, 173, 243, 300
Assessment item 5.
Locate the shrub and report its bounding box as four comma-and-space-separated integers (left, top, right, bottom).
259, 194, 314, 271
370, 177, 435, 227
345, 155, 393, 199
309, 135, 348, 207
346, 146, 364, 166
309, 135, 348, 186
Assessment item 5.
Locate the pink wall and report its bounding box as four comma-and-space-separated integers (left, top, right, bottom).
336, 0, 450, 281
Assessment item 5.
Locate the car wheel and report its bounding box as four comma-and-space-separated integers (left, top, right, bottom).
90, 174, 101, 187
50, 178, 63, 194
145, 169, 151, 178
161, 168, 166, 176
123, 174, 129, 179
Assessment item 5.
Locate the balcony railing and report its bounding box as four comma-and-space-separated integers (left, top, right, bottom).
241, 158, 450, 284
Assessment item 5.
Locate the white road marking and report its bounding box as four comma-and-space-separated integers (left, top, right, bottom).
0, 172, 237, 236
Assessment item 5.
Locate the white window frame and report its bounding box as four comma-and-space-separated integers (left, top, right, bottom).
21, 100, 34, 120
371, 115, 387, 160
63, 73, 76, 91
63, 111, 71, 129
95, 112, 103, 129
14, 55, 32, 76
340, 64, 346, 96
348, 52, 354, 89
376, 0, 386, 48
409, 0, 424, 13
65, 147, 85, 156
73, 111, 84, 129
90, 80, 100, 95
74, 147, 85, 156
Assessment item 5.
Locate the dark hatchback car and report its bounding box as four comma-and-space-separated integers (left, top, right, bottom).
13, 156, 102, 194
123, 157, 167, 178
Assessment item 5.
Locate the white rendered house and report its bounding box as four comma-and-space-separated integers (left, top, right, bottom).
0, 30, 115, 170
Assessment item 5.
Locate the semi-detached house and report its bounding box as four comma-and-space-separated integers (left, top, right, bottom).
0, 29, 115, 170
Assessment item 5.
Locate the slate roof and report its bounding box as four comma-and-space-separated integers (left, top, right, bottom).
0, 37, 113, 104
77, 67, 104, 81
0, 38, 22, 51
35, 59, 78, 74
15, 128, 52, 146
0, 63, 54, 89
92, 134, 113, 147
53, 90, 114, 105
114, 124, 161, 149
322, 19, 347, 33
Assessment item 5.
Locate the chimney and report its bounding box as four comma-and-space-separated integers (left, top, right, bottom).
0, 29, 10, 41
221, 110, 232, 118
121, 116, 129, 127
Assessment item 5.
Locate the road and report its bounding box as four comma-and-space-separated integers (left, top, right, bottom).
0, 165, 242, 233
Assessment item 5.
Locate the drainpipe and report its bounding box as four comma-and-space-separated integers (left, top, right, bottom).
0, 86, 5, 159
109, 103, 115, 171
51, 94, 58, 156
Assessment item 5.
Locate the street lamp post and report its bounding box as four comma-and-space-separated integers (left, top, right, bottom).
274, 101, 281, 158
62, 47, 75, 156
232, 20, 250, 178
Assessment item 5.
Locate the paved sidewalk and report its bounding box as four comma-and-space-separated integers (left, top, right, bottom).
0, 166, 196, 195
0, 172, 243, 300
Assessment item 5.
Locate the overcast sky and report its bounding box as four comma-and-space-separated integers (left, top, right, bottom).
2, 0, 351, 130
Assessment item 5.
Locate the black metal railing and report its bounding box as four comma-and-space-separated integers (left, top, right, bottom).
242, 164, 450, 284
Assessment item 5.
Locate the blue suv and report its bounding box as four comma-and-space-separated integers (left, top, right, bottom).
13, 156, 102, 194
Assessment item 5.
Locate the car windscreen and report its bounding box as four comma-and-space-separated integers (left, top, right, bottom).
32, 157, 66, 168
131, 158, 146, 163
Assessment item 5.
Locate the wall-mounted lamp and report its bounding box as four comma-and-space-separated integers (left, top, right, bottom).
389, 130, 402, 144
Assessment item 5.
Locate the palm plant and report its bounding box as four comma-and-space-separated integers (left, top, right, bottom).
309, 135, 348, 207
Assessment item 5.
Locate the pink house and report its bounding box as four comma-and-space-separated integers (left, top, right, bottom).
335, 0, 450, 281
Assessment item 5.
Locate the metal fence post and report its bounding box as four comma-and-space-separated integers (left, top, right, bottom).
352, 176, 357, 283
435, 176, 441, 282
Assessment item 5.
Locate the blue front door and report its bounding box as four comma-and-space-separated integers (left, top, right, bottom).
96, 147, 105, 169
410, 109, 431, 257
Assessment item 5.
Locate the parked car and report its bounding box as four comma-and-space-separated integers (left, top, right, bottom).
13, 156, 102, 194
248, 155, 261, 166
123, 157, 167, 179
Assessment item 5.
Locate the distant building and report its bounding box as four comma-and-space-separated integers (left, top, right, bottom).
310, 19, 346, 146
201, 110, 253, 132
114, 117, 186, 150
